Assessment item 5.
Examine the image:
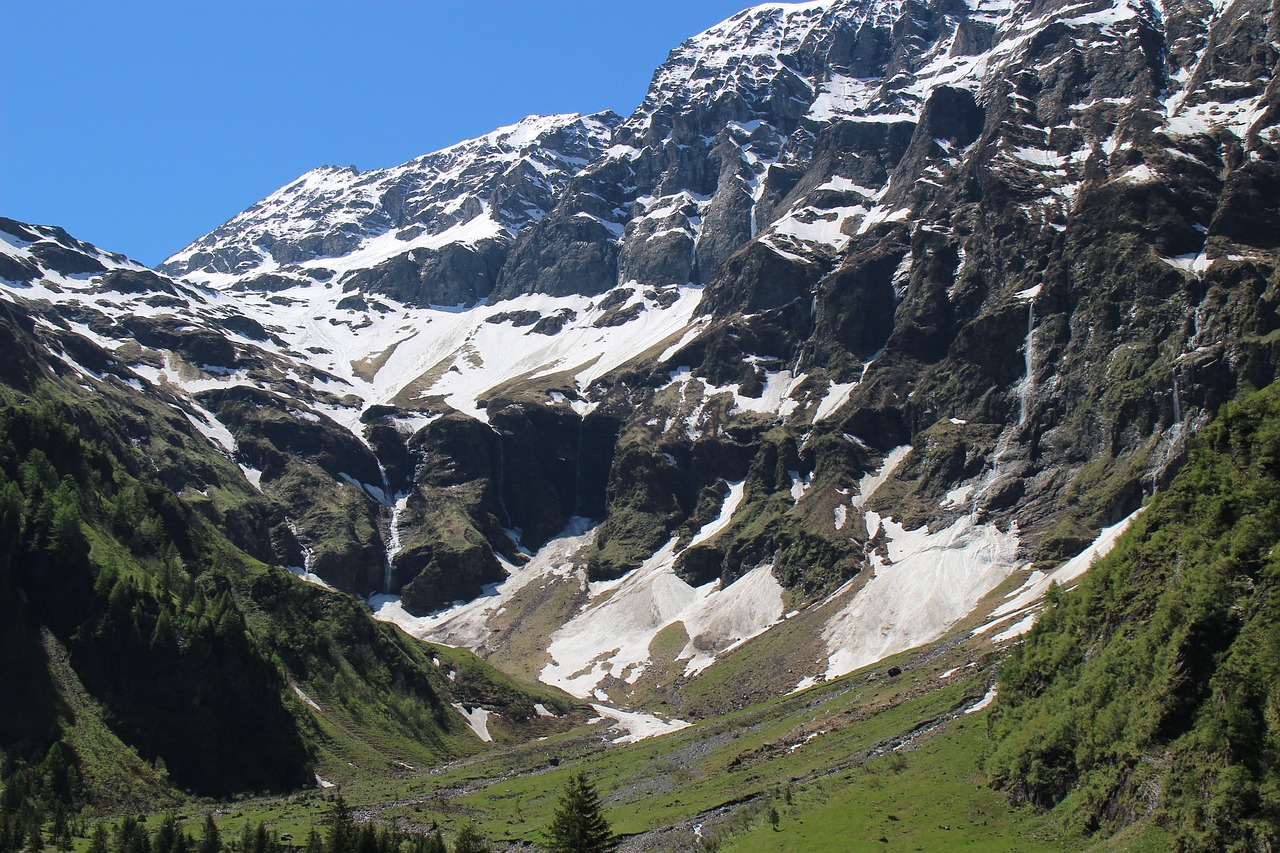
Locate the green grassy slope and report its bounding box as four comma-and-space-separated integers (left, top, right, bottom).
0, 302, 577, 812
989, 382, 1280, 850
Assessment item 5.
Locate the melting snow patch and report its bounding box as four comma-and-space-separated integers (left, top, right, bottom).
369, 519, 596, 649
590, 704, 690, 744
852, 446, 912, 510
991, 613, 1038, 642
541, 485, 782, 696
985, 507, 1143, 625
788, 470, 811, 502
293, 685, 322, 712
965, 687, 997, 714
452, 704, 495, 742
823, 511, 1022, 680
813, 381, 856, 422
287, 566, 333, 589
533, 703, 558, 718
790, 675, 819, 693
315, 775, 336, 789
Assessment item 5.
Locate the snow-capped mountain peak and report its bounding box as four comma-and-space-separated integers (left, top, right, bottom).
162, 111, 620, 296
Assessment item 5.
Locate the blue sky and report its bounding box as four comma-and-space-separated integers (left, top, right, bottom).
1, 1, 751, 266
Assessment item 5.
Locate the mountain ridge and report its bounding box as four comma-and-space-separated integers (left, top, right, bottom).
2, 0, 1278, 806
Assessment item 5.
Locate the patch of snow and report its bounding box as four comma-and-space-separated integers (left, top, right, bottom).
941, 485, 973, 509
688, 480, 746, 548
452, 704, 495, 742
813, 381, 856, 422
541, 481, 777, 697
823, 511, 1022, 680
292, 685, 322, 712
991, 612, 1038, 642
852, 446, 912, 510
589, 704, 690, 744
679, 562, 786, 676
790, 675, 819, 693
984, 507, 1143, 624
369, 518, 595, 648
964, 686, 997, 714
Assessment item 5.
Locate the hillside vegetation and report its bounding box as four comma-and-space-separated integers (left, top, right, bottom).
0, 302, 575, 815
989, 382, 1280, 849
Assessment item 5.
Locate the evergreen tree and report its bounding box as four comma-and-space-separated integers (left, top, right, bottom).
544, 773, 616, 853
27, 817, 45, 853
89, 824, 110, 853
302, 829, 322, 853
198, 815, 220, 853
450, 823, 487, 853
326, 797, 355, 853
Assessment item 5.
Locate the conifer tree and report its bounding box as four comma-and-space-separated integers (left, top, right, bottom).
544, 773, 616, 853
450, 823, 487, 853
326, 796, 355, 853
198, 815, 220, 853
89, 824, 110, 853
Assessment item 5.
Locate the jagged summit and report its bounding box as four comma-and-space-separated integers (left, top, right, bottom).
162, 111, 621, 304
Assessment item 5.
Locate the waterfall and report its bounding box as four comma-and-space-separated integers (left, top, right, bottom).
494, 429, 512, 528
1172, 370, 1183, 426
1019, 301, 1036, 425
382, 492, 410, 594
572, 414, 585, 518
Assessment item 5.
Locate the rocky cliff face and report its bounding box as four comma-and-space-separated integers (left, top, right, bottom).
3, 0, 1278, 706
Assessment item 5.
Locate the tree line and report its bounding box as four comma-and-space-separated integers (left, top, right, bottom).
1, 773, 619, 853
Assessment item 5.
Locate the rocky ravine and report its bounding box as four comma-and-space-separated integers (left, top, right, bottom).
3, 0, 1278, 708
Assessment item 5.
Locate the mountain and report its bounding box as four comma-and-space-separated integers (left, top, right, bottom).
1, 0, 1278, 826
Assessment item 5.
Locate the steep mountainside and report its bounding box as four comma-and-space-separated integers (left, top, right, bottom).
0, 280, 578, 807
3, 0, 1279, 724
990, 381, 1280, 850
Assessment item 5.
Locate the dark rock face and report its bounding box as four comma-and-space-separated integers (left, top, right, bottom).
339, 239, 507, 307
28, 241, 107, 276
6, 0, 1277, 636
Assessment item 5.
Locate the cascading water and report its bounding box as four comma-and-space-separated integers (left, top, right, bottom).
382, 491, 410, 595
1172, 369, 1183, 426
572, 414, 585, 518
494, 428, 513, 529
1019, 300, 1036, 426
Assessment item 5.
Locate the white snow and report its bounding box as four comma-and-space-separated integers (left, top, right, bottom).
293, 685, 322, 712
678, 562, 786, 676
852, 445, 912, 510
964, 686, 997, 714
813, 381, 857, 422
790, 675, 819, 693
369, 518, 595, 649
823, 511, 1022, 680
980, 507, 1144, 634
539, 482, 783, 698
451, 704, 495, 742
589, 704, 691, 744
687, 481, 746, 548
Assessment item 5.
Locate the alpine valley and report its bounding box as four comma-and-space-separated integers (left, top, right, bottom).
3, 0, 1279, 850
